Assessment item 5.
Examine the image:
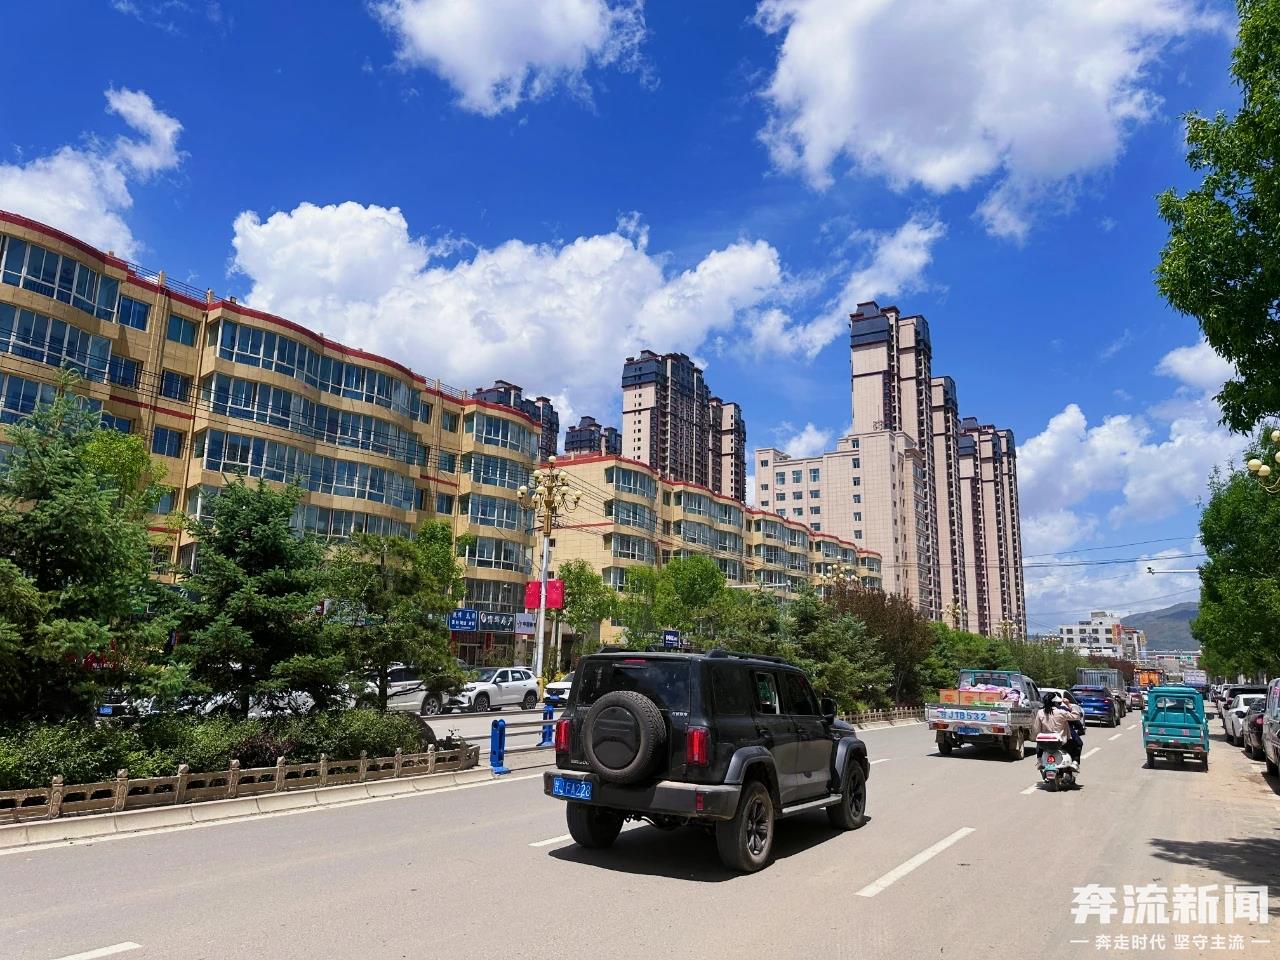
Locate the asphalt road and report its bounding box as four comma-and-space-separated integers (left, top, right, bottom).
5, 720, 1279, 960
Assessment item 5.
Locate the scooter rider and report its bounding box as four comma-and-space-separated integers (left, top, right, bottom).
1031, 692, 1085, 765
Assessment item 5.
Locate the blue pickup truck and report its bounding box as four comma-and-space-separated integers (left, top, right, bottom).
1070, 685, 1121, 727
1142, 686, 1209, 769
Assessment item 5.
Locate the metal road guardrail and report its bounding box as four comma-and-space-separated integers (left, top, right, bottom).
0, 742, 480, 824
490, 705, 559, 774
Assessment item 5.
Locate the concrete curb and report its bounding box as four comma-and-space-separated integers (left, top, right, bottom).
0, 766, 492, 849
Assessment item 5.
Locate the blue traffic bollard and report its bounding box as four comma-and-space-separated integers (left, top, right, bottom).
538, 704, 554, 747
490, 718, 510, 775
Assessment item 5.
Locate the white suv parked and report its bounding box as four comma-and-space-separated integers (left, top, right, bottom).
447, 667, 540, 713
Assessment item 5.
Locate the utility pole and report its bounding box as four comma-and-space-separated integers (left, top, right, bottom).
517, 456, 581, 682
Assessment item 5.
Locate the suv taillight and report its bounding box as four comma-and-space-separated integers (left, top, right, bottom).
686, 726, 709, 766
554, 718, 571, 753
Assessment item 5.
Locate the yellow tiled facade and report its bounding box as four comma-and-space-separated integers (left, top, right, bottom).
554, 453, 883, 645
0, 210, 547, 663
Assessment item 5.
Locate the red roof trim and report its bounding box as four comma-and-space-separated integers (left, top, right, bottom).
108, 394, 195, 421
419, 474, 459, 488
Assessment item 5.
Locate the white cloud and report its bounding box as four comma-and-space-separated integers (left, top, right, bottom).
1156, 338, 1235, 394
1025, 543, 1203, 632
777, 422, 833, 458
373, 0, 646, 115
747, 214, 945, 359
0, 88, 182, 259
1021, 509, 1100, 558
1099, 328, 1134, 361
754, 0, 1224, 237
745, 471, 757, 507
230, 202, 792, 416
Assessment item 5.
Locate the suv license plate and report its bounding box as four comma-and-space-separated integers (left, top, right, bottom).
552, 776, 592, 801
955, 725, 982, 735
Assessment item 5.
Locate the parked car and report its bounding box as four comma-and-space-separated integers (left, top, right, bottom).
544, 649, 869, 873
544, 671, 575, 708
379, 662, 465, 717
1220, 685, 1267, 726
446, 666, 540, 712
1070, 685, 1121, 727
1261, 679, 1280, 776
1223, 693, 1267, 746
1242, 699, 1267, 760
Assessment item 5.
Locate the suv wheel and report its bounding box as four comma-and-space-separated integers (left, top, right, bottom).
522, 691, 538, 710
565, 803, 623, 848
472, 693, 490, 712
420, 693, 442, 716
827, 761, 867, 830
716, 780, 775, 873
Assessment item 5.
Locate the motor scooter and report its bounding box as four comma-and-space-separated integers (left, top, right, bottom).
1035, 733, 1079, 791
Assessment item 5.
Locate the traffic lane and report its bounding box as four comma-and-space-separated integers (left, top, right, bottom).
2, 772, 571, 960
860, 721, 1278, 959
4, 721, 976, 960
7, 720, 1098, 960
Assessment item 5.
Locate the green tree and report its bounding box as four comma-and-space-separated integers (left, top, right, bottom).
616, 565, 661, 648
1194, 443, 1280, 677
325, 521, 469, 711
177, 478, 340, 716
1156, 0, 1280, 432
793, 614, 892, 712
655, 554, 726, 640
0, 382, 180, 721
557, 559, 616, 655
829, 585, 933, 704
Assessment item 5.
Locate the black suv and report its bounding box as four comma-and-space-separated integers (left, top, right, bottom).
543, 650, 870, 872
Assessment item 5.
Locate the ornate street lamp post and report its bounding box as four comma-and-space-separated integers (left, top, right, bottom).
1246, 429, 1280, 494
517, 456, 581, 680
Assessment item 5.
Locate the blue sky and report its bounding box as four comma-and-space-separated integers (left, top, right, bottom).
0, 0, 1248, 631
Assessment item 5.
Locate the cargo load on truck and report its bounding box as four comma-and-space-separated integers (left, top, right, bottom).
926, 670, 1039, 760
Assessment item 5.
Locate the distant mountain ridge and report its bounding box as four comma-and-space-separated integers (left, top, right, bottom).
1123, 601, 1199, 651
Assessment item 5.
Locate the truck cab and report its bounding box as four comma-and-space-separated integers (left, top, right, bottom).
1142, 686, 1209, 769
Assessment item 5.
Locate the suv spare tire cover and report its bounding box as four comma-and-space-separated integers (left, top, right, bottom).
582, 690, 667, 784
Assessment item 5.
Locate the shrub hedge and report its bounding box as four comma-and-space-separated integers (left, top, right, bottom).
0, 710, 428, 790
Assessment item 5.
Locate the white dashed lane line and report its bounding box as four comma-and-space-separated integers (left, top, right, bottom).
855, 827, 975, 898
1108, 733, 1123, 741
1082, 747, 1101, 760
50, 943, 141, 960
1127, 723, 1138, 730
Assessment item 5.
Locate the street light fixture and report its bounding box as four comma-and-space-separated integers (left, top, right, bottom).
517, 455, 582, 680
816, 563, 859, 595
1245, 429, 1280, 494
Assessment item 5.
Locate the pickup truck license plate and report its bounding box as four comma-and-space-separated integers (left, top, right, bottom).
552, 776, 592, 801
955, 725, 982, 736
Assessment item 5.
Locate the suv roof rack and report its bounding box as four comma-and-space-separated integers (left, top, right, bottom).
706, 648, 787, 665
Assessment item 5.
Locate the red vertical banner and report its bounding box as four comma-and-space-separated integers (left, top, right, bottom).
525, 579, 566, 609
545, 579, 564, 610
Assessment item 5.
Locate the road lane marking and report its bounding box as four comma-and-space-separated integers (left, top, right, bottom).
1108, 733, 1123, 741
530, 833, 572, 848
855, 827, 975, 897
1020, 784, 1039, 795
1127, 723, 1138, 730
869, 758, 891, 765
4, 773, 546, 858
51, 943, 141, 960
530, 821, 642, 847
1083, 747, 1101, 760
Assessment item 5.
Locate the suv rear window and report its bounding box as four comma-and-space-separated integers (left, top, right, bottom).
577, 658, 691, 713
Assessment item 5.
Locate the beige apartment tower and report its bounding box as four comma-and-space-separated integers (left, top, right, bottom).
621, 350, 747, 502
849, 302, 941, 618
958, 419, 1027, 637
931, 375, 971, 631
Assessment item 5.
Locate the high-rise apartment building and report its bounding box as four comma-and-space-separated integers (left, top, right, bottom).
472, 380, 559, 460
931, 376, 971, 631
849, 302, 941, 618
564, 415, 621, 456
620, 350, 746, 502
0, 210, 555, 667
958, 418, 1027, 637
753, 301, 1026, 638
